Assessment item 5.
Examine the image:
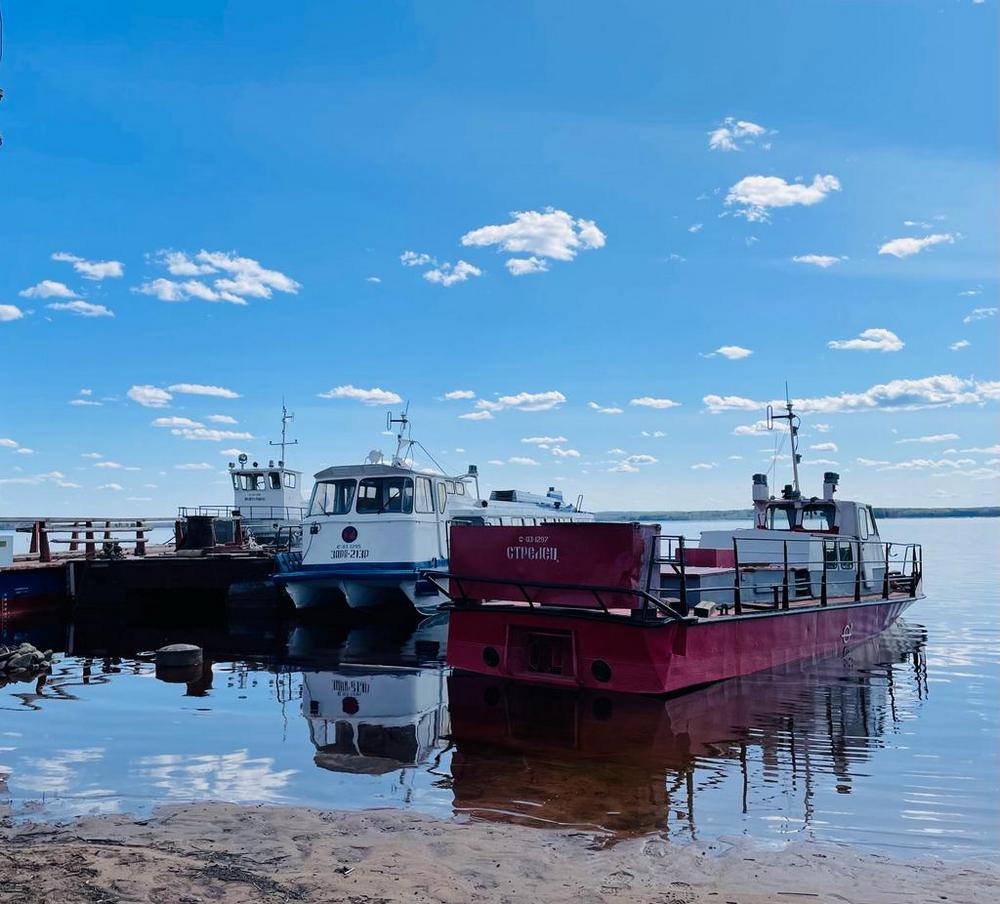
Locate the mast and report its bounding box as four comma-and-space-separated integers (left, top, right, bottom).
387, 403, 412, 466
269, 401, 298, 466
767, 384, 801, 497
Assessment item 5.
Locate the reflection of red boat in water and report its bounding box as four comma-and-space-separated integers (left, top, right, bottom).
446, 622, 928, 837
431, 435, 924, 695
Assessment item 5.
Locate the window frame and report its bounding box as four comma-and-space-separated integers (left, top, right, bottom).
414, 476, 435, 514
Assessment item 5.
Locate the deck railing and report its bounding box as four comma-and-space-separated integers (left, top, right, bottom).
177, 505, 306, 521
4, 518, 178, 563
655, 533, 922, 616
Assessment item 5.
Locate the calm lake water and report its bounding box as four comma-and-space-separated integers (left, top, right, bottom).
1, 517, 997, 859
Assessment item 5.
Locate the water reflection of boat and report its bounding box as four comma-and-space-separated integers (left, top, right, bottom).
302, 663, 449, 775
446, 621, 928, 838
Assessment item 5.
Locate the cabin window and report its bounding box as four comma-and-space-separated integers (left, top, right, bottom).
309, 479, 357, 516
235, 473, 266, 491
455, 482, 466, 496
839, 542, 854, 569
414, 477, 435, 513
765, 505, 796, 530
357, 477, 414, 514
801, 505, 835, 531
437, 482, 447, 513
284, 472, 297, 489
867, 506, 879, 536
446, 480, 456, 494
858, 507, 870, 540
269, 472, 282, 490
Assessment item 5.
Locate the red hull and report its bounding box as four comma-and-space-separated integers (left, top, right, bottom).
447, 596, 916, 695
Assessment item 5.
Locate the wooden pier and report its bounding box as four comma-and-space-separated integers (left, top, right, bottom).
0, 516, 289, 616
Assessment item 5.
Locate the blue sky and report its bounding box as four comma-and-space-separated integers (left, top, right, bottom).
1, 1, 997, 515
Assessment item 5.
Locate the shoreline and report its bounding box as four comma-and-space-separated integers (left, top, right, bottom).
2, 802, 996, 903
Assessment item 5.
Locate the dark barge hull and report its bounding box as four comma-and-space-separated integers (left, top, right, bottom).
447, 591, 919, 696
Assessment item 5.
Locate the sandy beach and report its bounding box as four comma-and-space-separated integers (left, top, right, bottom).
1, 803, 996, 904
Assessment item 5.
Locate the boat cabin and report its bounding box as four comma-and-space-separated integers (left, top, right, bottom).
228, 453, 305, 521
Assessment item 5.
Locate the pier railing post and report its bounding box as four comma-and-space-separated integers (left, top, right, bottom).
781, 540, 790, 608
820, 541, 828, 606
70, 522, 80, 553
732, 538, 742, 615
678, 535, 688, 614
38, 521, 51, 563
882, 542, 890, 599
85, 521, 95, 557
854, 541, 862, 602
136, 520, 146, 557
29, 521, 39, 555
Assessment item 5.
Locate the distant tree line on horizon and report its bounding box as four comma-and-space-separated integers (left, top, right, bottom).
597, 507, 1000, 522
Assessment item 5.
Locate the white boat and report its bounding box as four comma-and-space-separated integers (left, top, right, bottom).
302, 663, 450, 775
274, 409, 592, 615
660, 396, 919, 610
179, 405, 306, 548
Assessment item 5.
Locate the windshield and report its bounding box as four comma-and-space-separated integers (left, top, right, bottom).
234, 473, 267, 491
308, 479, 357, 516
765, 505, 796, 530
356, 477, 414, 514
801, 504, 836, 531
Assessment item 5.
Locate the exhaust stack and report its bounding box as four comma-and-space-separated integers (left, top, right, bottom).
752, 473, 769, 528
823, 471, 840, 501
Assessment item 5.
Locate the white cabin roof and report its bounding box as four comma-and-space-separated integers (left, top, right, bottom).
313, 463, 459, 481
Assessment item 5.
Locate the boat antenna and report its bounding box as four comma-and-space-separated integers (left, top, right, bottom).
766, 383, 801, 497
386, 403, 449, 474
387, 402, 412, 466
269, 400, 298, 466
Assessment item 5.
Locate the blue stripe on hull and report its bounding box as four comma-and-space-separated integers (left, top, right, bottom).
273, 559, 444, 585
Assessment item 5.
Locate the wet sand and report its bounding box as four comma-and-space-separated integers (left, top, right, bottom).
1, 803, 996, 904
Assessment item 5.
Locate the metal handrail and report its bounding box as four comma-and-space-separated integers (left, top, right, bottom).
652, 533, 922, 614
420, 570, 686, 623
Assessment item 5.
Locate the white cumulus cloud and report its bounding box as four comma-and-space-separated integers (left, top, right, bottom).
878, 233, 956, 258
897, 434, 960, 444
963, 307, 996, 324
318, 385, 403, 405
828, 328, 904, 352
443, 389, 476, 401
708, 118, 770, 152
792, 254, 846, 268
127, 385, 173, 408
400, 251, 435, 267
629, 396, 681, 409
19, 280, 76, 299
708, 345, 753, 360
47, 300, 114, 318
476, 391, 566, 413
461, 208, 605, 270
588, 401, 624, 415
522, 436, 568, 446
705, 374, 999, 415
52, 251, 124, 280
505, 256, 549, 276
168, 383, 241, 399
0, 305, 25, 322
152, 417, 204, 428
725, 174, 841, 223
459, 410, 493, 420
423, 261, 482, 287
135, 250, 300, 305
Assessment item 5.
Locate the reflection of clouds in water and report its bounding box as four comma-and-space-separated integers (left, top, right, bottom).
135, 750, 297, 802
17, 747, 106, 793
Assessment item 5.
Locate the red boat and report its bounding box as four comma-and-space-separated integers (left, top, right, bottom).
428, 464, 923, 696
